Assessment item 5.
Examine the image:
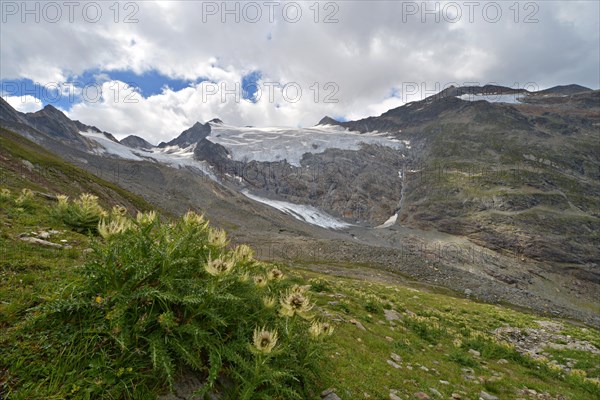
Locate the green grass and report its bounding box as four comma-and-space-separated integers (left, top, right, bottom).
293, 271, 600, 400
0, 127, 156, 213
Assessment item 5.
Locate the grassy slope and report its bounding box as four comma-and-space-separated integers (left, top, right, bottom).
298, 271, 600, 399
1, 130, 599, 399
0, 127, 155, 213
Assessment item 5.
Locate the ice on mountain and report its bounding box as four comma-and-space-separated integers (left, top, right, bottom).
457, 93, 525, 104
242, 190, 351, 230
207, 123, 405, 167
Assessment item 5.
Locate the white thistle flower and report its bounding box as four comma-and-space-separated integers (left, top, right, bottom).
252, 326, 278, 354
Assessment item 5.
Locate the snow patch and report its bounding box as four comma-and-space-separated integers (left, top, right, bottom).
242, 190, 351, 230
375, 213, 398, 229
457, 93, 525, 104
80, 131, 217, 181
81, 131, 143, 160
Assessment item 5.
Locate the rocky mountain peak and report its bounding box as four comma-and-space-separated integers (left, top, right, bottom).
120, 135, 154, 149
317, 116, 340, 126
158, 121, 211, 148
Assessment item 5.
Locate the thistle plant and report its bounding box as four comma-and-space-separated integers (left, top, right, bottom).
205, 255, 235, 276
136, 210, 157, 225
182, 210, 208, 229
309, 321, 335, 338
0, 188, 12, 202
208, 227, 228, 248
279, 289, 313, 319
52, 192, 109, 233
262, 296, 276, 308
98, 216, 133, 240
267, 268, 284, 281
32, 209, 328, 399
252, 326, 279, 354
253, 275, 268, 288
234, 244, 254, 262
15, 188, 34, 207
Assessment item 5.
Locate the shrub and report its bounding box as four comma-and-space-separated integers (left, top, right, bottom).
14, 188, 34, 208
404, 316, 448, 344
20, 210, 329, 399
364, 300, 382, 314
0, 188, 11, 202
51, 193, 109, 233
448, 350, 479, 368
309, 278, 331, 293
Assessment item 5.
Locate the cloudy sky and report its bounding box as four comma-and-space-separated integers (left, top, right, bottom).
1, 0, 598, 143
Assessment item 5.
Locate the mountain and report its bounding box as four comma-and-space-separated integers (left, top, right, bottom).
0, 99, 120, 150
1, 84, 598, 328
158, 121, 211, 148
0, 97, 30, 125
120, 134, 154, 149
535, 84, 593, 96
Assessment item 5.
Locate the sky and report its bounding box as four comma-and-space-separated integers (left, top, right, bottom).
1, 0, 599, 143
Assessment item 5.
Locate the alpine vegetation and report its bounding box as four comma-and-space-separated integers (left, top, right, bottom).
8, 201, 332, 399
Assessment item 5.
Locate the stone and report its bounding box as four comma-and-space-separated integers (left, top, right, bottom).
468, 349, 481, 357
389, 393, 402, 400
387, 359, 402, 369
429, 388, 442, 397
20, 236, 63, 249
414, 392, 430, 400
439, 380, 450, 385
390, 353, 402, 363
497, 359, 508, 364
386, 336, 394, 342
479, 391, 499, 400
451, 394, 462, 400
384, 309, 402, 321
349, 319, 367, 331
321, 388, 342, 400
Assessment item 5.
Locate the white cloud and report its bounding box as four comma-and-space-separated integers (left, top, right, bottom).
1, 95, 44, 113
2, 0, 598, 142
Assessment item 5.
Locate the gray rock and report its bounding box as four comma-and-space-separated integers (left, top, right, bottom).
349, 319, 366, 331
479, 391, 499, 400
384, 309, 402, 321
468, 349, 481, 357
20, 236, 63, 249
321, 388, 342, 400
